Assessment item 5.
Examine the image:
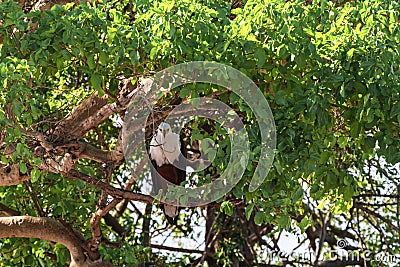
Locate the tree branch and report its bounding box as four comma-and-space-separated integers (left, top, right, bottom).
354, 202, 400, 234
53, 78, 151, 142
52, 93, 111, 141
314, 212, 331, 267
151, 243, 203, 254
0, 164, 30, 186
64, 169, 154, 203
0, 203, 21, 216
78, 141, 123, 163
0, 216, 86, 266
103, 213, 126, 236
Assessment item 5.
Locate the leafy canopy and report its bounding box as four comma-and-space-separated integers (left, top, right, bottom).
0, 0, 399, 266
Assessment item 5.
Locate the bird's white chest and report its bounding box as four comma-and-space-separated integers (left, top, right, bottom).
150, 145, 167, 167
150, 133, 180, 167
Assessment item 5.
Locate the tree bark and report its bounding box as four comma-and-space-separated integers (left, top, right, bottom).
0, 164, 29, 186
0, 216, 87, 266
0, 216, 121, 267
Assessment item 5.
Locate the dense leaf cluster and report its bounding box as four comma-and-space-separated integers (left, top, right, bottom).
0, 0, 399, 266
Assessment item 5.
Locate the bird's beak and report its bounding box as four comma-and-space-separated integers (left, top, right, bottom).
163, 130, 166, 139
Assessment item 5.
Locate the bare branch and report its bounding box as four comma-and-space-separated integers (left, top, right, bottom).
64, 169, 154, 203
151, 243, 203, 254
103, 213, 126, 236
88, 198, 121, 253
314, 212, 331, 267
354, 202, 400, 234
77, 142, 123, 163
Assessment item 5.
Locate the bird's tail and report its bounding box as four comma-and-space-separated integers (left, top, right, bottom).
162, 204, 179, 225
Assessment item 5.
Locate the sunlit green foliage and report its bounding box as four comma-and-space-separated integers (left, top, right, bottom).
0, 0, 399, 265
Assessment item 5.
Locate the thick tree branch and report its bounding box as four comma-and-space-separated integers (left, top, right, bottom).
53, 77, 151, 142
0, 216, 86, 265
0, 216, 120, 266
0, 164, 30, 186
52, 93, 111, 141
78, 141, 124, 163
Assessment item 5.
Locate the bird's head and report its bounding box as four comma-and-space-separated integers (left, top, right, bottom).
157, 122, 171, 141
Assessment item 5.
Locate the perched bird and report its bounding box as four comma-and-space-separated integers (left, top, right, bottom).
149, 122, 186, 225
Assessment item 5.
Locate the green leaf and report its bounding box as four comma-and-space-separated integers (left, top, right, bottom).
298, 217, 311, 232
343, 186, 355, 201
16, 143, 24, 154
220, 201, 233, 216
24, 255, 34, 265
245, 203, 255, 220
277, 216, 289, 228
179, 86, 191, 98
275, 90, 287, 106
30, 167, 40, 182
254, 211, 264, 225
191, 132, 203, 140
308, 42, 316, 56
125, 252, 136, 264
150, 46, 158, 60
87, 54, 95, 69
90, 72, 102, 89
292, 187, 303, 203
317, 198, 329, 210
19, 162, 27, 174
320, 151, 330, 164
391, 102, 400, 118
337, 136, 348, 148
12, 100, 23, 117
55, 246, 70, 264
350, 121, 360, 138
254, 47, 266, 68
343, 175, 352, 186
99, 52, 108, 65
1, 155, 9, 164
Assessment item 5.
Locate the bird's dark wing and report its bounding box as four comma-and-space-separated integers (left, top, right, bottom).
150, 159, 162, 196
150, 160, 180, 196
150, 160, 180, 225
176, 136, 187, 184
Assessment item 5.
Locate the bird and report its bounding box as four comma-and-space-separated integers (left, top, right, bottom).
149, 122, 186, 225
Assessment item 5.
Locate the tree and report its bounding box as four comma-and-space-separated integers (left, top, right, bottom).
0, 0, 399, 266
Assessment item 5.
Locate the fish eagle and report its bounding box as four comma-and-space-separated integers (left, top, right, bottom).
149, 122, 186, 225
